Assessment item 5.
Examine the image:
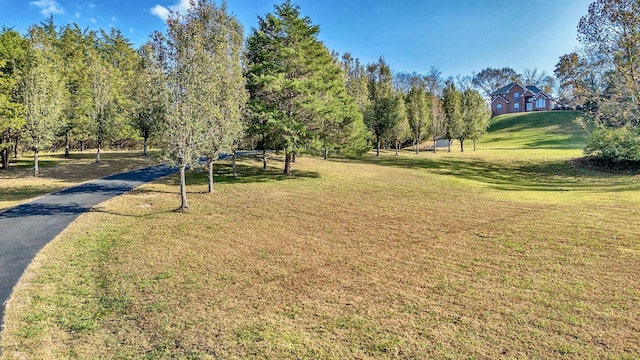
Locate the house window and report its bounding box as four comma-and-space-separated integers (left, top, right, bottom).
537, 98, 545, 108
514, 103, 520, 112
497, 103, 503, 111
514, 92, 520, 100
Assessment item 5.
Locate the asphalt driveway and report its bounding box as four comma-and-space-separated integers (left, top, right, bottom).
0, 164, 178, 327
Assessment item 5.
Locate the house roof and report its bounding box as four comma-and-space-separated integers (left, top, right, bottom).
526, 85, 543, 94
491, 94, 510, 104
490, 82, 517, 96
491, 82, 555, 100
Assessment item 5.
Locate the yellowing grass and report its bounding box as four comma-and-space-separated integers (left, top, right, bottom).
0, 151, 158, 211
2, 150, 639, 359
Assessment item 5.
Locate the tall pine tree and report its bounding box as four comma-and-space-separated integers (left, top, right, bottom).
246, 1, 359, 174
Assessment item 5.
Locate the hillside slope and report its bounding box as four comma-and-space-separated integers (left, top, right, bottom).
481, 111, 586, 150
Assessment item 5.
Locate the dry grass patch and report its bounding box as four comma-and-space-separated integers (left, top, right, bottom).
0, 151, 158, 211
2, 152, 640, 359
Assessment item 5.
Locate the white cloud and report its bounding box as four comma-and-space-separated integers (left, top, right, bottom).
74, 11, 80, 19
151, 5, 170, 21
111, 16, 118, 22
90, 18, 97, 24
30, 0, 64, 17
151, 0, 192, 22
129, 27, 134, 33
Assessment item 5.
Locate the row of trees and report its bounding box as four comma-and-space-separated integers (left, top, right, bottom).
0, 21, 147, 174
1, 0, 493, 209
554, 0, 640, 163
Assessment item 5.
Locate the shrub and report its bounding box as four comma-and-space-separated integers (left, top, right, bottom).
585, 126, 640, 163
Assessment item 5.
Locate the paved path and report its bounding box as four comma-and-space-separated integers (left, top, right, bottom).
0, 164, 178, 327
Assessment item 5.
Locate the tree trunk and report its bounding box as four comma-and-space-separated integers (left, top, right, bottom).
395, 141, 399, 155
460, 139, 464, 152
34, 149, 39, 177
178, 164, 189, 211
376, 136, 381, 157
14, 137, 18, 158
1, 148, 8, 170
447, 138, 452, 152
232, 151, 237, 178
208, 159, 214, 193
64, 132, 70, 157
262, 148, 267, 170
433, 137, 438, 154
96, 141, 101, 163
284, 152, 292, 176
324, 148, 328, 160
143, 136, 148, 156
292, 152, 296, 163
473, 139, 477, 151
415, 136, 419, 154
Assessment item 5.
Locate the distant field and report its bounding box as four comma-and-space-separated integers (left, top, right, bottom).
2, 112, 640, 359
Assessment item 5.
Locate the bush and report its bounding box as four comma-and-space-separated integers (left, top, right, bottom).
585, 126, 640, 163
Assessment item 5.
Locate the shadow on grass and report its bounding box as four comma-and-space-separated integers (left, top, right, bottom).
343, 154, 640, 193
136, 155, 320, 194
485, 111, 587, 150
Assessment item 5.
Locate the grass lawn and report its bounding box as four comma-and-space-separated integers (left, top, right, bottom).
0, 150, 158, 211
2, 112, 640, 358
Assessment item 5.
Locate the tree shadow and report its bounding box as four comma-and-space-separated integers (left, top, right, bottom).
342, 154, 640, 193
149, 155, 320, 190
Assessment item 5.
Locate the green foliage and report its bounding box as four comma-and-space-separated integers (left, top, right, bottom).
365, 57, 401, 157
57, 24, 95, 154
462, 89, 491, 148
405, 84, 430, 153
131, 42, 167, 155
22, 25, 66, 176
442, 81, 463, 146
0, 28, 26, 167
246, 1, 362, 172
572, 0, 640, 162
388, 91, 409, 154
585, 126, 640, 163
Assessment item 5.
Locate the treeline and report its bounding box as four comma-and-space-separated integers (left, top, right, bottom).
553, 0, 640, 164
1, 0, 493, 208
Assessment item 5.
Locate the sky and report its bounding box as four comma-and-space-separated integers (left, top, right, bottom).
1, 0, 593, 79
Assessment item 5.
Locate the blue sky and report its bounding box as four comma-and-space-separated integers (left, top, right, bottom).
2, 0, 592, 78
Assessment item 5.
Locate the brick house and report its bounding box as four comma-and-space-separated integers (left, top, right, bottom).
490, 82, 557, 117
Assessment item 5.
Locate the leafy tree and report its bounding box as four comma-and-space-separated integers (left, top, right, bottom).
554, 52, 590, 105
462, 89, 491, 151
195, 2, 247, 193
57, 24, 94, 157
0, 28, 26, 169
246, 1, 356, 174
442, 81, 463, 152
572, 0, 640, 162
365, 57, 400, 157
472, 67, 520, 98
98, 29, 140, 151
87, 48, 116, 163
388, 91, 409, 155
405, 83, 430, 153
22, 26, 65, 177
153, 0, 247, 208
340, 52, 370, 114
132, 42, 166, 156
429, 95, 447, 153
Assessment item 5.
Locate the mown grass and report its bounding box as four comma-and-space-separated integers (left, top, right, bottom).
2, 112, 640, 358
0, 151, 158, 211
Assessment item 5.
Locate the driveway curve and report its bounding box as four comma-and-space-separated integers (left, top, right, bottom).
0, 164, 178, 327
